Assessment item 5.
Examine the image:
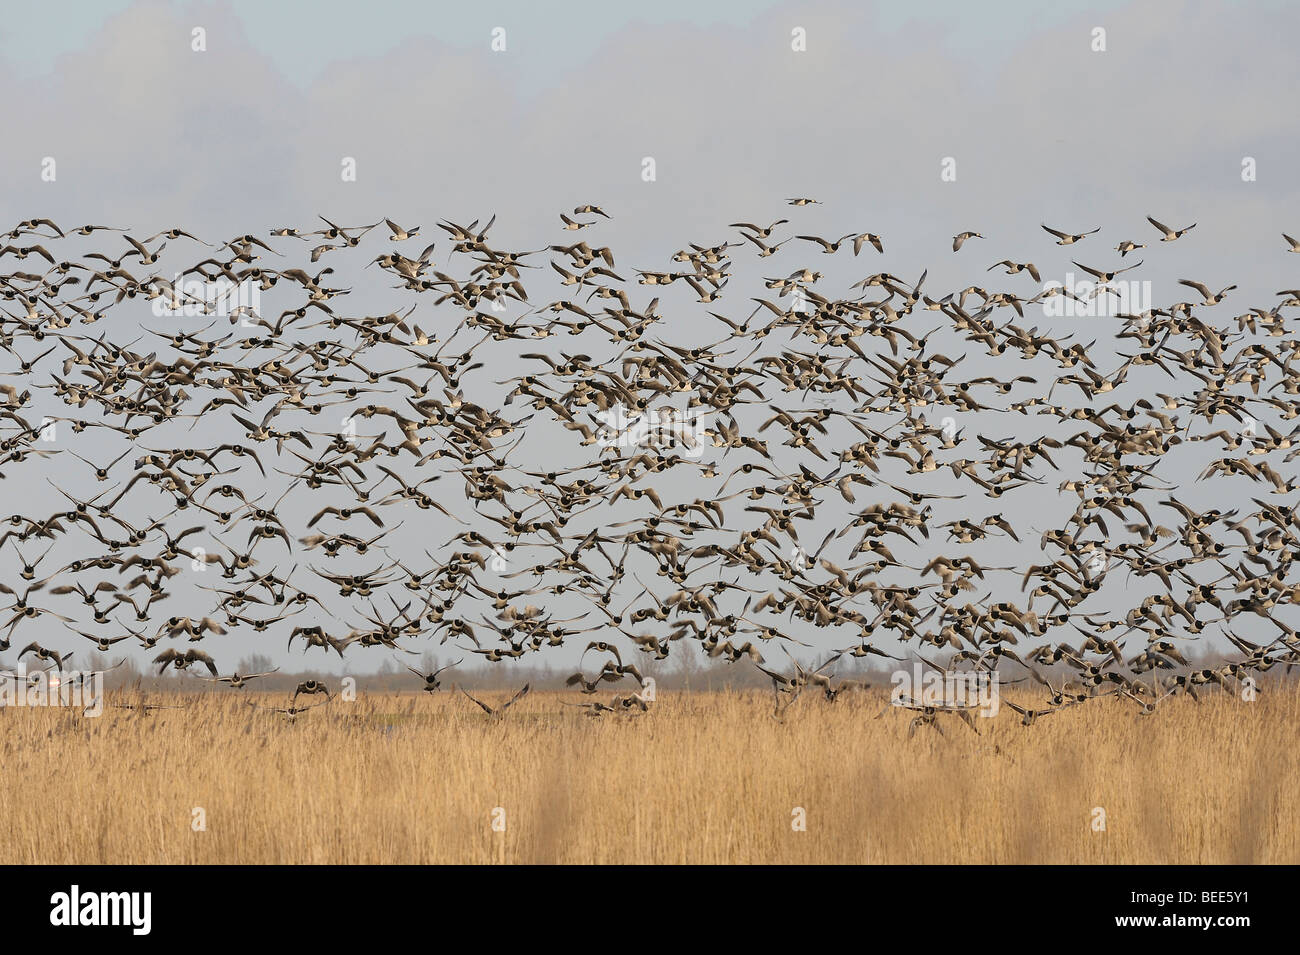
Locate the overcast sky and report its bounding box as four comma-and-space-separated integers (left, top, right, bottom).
2, 0, 1294, 271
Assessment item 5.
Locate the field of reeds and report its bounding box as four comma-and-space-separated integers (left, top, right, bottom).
3, 686, 1297, 864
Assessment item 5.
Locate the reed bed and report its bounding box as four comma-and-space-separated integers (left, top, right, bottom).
3, 686, 1295, 864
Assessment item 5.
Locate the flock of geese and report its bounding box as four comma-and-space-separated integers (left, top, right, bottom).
1, 202, 1298, 733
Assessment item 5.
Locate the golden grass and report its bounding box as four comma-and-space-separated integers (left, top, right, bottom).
3, 685, 1297, 864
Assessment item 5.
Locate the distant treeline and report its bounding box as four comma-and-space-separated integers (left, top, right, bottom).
63, 647, 1294, 695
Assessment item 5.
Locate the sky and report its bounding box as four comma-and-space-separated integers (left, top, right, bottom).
0, 1, 1135, 84
1, 0, 1298, 680
2, 0, 1293, 267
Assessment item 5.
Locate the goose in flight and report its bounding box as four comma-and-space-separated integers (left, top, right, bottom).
153, 647, 218, 676
952, 231, 982, 252
293, 679, 332, 701
1283, 233, 1299, 252
407, 659, 461, 692
67, 627, 132, 653
1004, 698, 1077, 726
988, 260, 1041, 282
199, 668, 279, 688
1041, 224, 1099, 245
1116, 684, 1177, 715
246, 699, 329, 721
17, 641, 68, 670
796, 233, 857, 254
795, 232, 884, 255
112, 699, 189, 716
563, 697, 617, 717
729, 219, 788, 238
1146, 215, 1196, 242
1178, 279, 1237, 305
384, 219, 420, 241
853, 232, 884, 255
1072, 259, 1143, 283
458, 682, 530, 717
